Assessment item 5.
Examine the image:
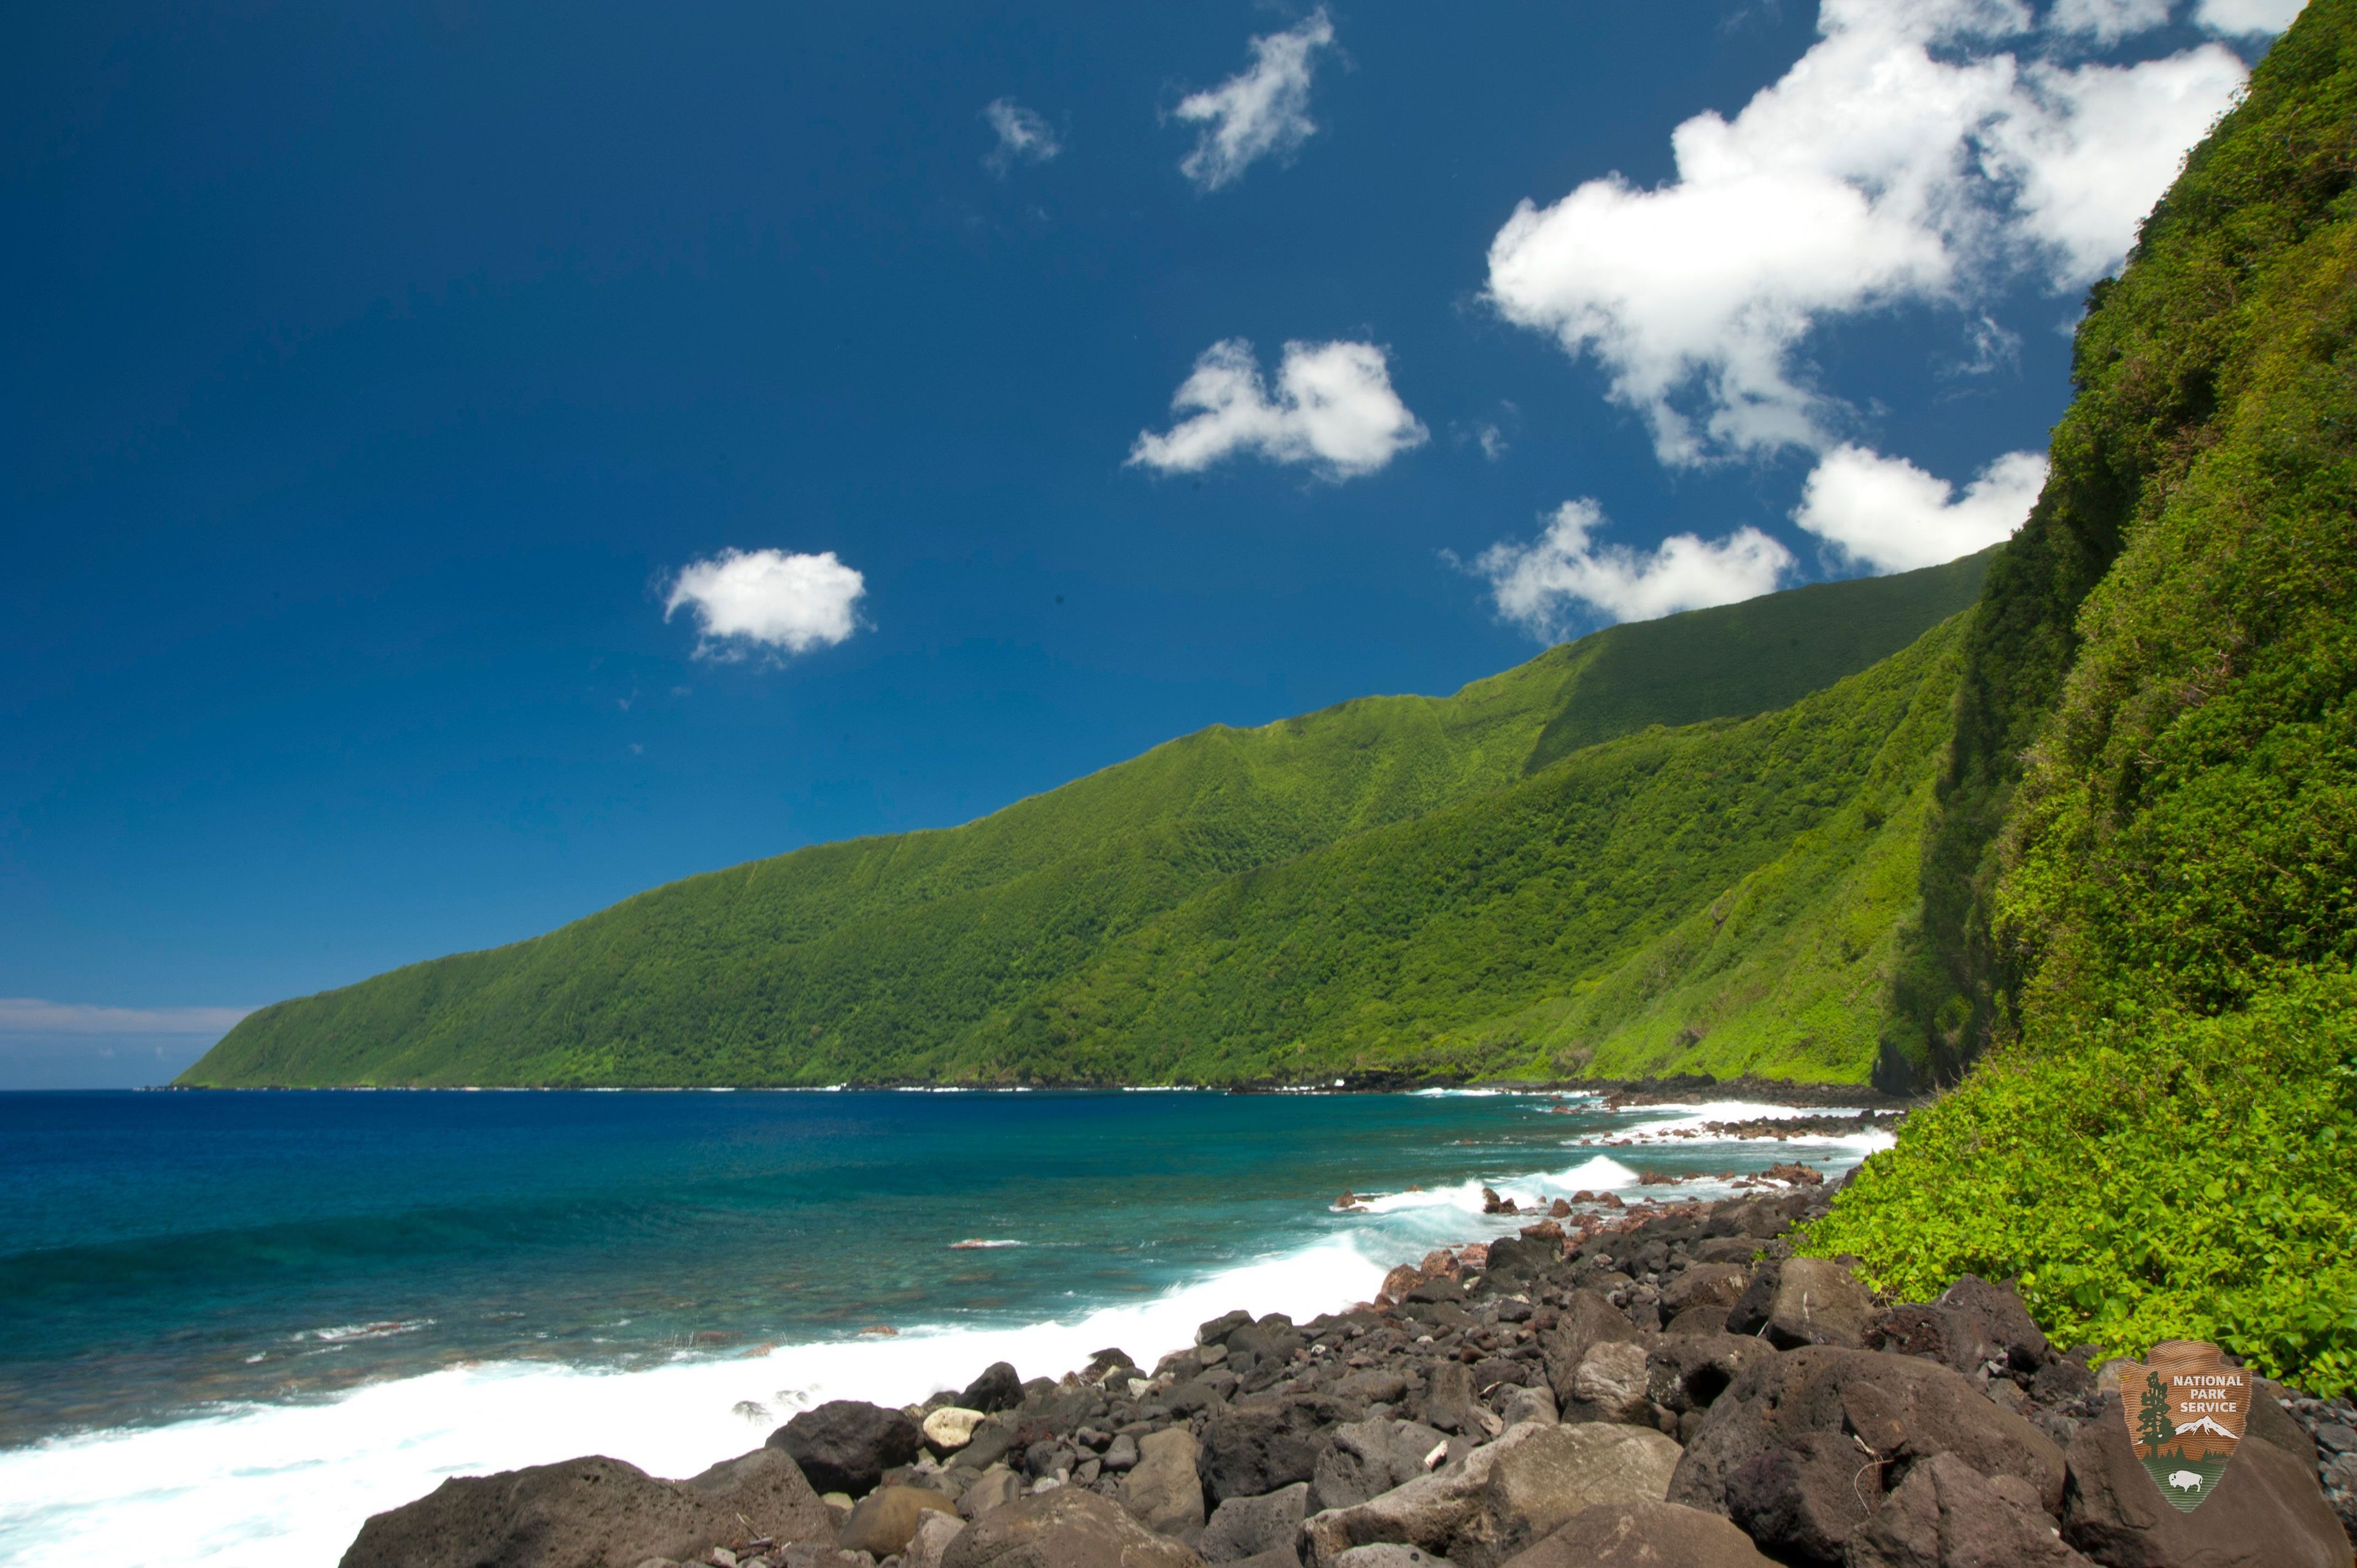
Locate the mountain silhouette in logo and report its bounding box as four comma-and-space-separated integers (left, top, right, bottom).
2164, 1415, 2240, 1459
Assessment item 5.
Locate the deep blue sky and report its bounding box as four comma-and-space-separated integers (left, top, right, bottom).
1, 0, 2283, 1083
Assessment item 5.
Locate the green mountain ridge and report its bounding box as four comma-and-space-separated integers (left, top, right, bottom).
184, 552, 1990, 1088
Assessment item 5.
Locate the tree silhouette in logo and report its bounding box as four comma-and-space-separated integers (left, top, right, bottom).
2137, 1369, 2177, 1458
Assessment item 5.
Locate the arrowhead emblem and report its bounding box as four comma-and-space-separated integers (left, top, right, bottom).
2115, 1338, 2251, 1512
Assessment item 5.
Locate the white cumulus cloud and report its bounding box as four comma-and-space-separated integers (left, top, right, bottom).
1991, 47, 2248, 286
1793, 444, 2049, 571
1128, 338, 1427, 480
2194, 0, 2307, 33
1174, 9, 1336, 191
664, 548, 867, 660
1483, 0, 2245, 466
983, 98, 1061, 175
1473, 499, 1795, 636
0, 998, 255, 1035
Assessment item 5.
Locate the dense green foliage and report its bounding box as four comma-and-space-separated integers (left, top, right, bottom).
184, 556, 1986, 1088
1888, 0, 2357, 1086
1816, 0, 2357, 1395
992, 622, 1964, 1084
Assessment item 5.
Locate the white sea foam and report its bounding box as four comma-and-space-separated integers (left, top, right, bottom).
0, 1235, 1390, 1568
297, 1319, 435, 1345
1585, 1099, 1896, 1158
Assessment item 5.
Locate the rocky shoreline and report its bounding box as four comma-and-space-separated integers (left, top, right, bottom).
342, 1178, 2356, 1568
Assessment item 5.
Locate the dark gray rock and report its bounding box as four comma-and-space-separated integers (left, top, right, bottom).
1167, 1378, 1228, 1416
956, 1418, 1021, 1475
1334, 1370, 1412, 1406
1540, 1292, 1640, 1408
940, 1485, 1207, 1568
2033, 1356, 2098, 1405
1704, 1200, 1791, 1242
1404, 1300, 1477, 1335
961, 1363, 1026, 1416
769, 1400, 926, 1497
1199, 1481, 1310, 1563
1846, 1451, 2092, 1567
1763, 1258, 1875, 1351
340, 1448, 834, 1568
2254, 1380, 2324, 1473
1482, 1238, 1548, 1289
1660, 1265, 1747, 1321
1201, 1396, 1357, 1503
1233, 1318, 1309, 1368
1668, 1346, 2066, 1525
1724, 1265, 1779, 1337
1563, 1340, 1653, 1426
956, 1467, 1023, 1522
1121, 1427, 1206, 1537
1665, 1303, 1735, 1337
1470, 1359, 1536, 1397
1721, 1429, 1875, 1562
1448, 1422, 1683, 1568
1201, 1311, 1255, 1348
1867, 1276, 2050, 1376
1424, 1362, 1483, 1437
1644, 1334, 1776, 1417
1491, 1499, 1776, 1567
1312, 1418, 1450, 1513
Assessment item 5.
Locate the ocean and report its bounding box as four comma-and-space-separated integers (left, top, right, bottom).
0, 1087, 1889, 1564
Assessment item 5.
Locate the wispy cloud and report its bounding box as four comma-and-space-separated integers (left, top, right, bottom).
664, 548, 867, 661
2193, 0, 2308, 36
2047, 0, 2172, 44
1469, 498, 1794, 636
983, 98, 1061, 176
1129, 338, 1426, 481
1174, 9, 1337, 191
0, 998, 255, 1035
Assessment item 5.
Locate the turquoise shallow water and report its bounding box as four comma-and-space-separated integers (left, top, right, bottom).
0, 1087, 1883, 1566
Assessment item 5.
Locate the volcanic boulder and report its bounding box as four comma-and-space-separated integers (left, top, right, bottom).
339, 1448, 834, 1568
768, 1400, 926, 1496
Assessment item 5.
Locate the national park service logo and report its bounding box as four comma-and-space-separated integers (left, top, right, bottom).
2116, 1339, 2250, 1511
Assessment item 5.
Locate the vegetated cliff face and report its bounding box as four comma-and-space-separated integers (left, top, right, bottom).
1816, 0, 2357, 1399
182, 554, 1987, 1089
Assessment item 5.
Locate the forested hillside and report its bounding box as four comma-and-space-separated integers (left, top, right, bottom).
182, 555, 1986, 1087
1816, 0, 2357, 1396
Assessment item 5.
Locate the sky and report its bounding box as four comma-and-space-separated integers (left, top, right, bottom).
0, 0, 2304, 1086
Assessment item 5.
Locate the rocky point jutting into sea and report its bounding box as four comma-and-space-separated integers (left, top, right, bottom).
341, 1167, 2357, 1568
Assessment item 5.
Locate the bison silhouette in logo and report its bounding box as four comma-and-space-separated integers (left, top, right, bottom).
2115, 1339, 2250, 1512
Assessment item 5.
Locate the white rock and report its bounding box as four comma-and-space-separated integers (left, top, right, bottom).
922, 1405, 988, 1453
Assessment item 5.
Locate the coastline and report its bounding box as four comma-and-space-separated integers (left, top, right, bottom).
334, 1173, 2357, 1568
155, 1073, 1924, 1107
0, 1089, 1903, 1565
